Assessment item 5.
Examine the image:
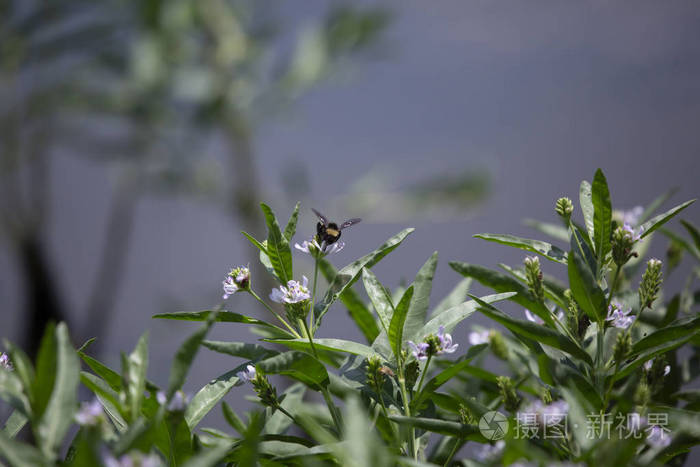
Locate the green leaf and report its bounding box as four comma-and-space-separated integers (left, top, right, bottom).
153, 310, 286, 332
361, 268, 394, 333
592, 168, 612, 261
639, 199, 696, 239
680, 220, 700, 252
222, 401, 246, 434
659, 227, 700, 262
167, 312, 217, 398
241, 231, 267, 255
185, 364, 248, 430
202, 341, 279, 361
404, 252, 439, 341
416, 292, 515, 338
432, 278, 472, 317
264, 338, 379, 359
567, 237, 606, 323
80, 372, 127, 431
314, 228, 414, 329
580, 180, 595, 244
37, 323, 79, 459
388, 286, 414, 360
412, 344, 487, 409
32, 323, 57, 421
449, 262, 553, 326
1, 410, 27, 438
388, 416, 480, 438
78, 351, 123, 392
2, 342, 34, 407
0, 432, 48, 467
319, 259, 379, 343
283, 202, 301, 241
261, 203, 293, 283
264, 384, 305, 435
470, 295, 593, 365
126, 333, 148, 421
258, 351, 329, 390
630, 315, 700, 358
639, 187, 679, 224
473, 234, 567, 264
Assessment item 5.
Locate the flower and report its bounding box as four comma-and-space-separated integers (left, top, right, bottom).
237, 364, 257, 383
75, 399, 103, 426
437, 326, 458, 354
156, 390, 189, 411
0, 353, 12, 371
646, 425, 671, 449
524, 309, 565, 325
222, 266, 250, 299
269, 276, 311, 304
620, 206, 644, 227
295, 238, 345, 256
606, 302, 636, 329
407, 341, 429, 361
475, 440, 505, 462
643, 358, 670, 376
623, 223, 644, 242
468, 330, 490, 345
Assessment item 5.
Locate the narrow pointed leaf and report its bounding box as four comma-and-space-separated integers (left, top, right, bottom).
432, 278, 472, 317
474, 234, 567, 264
261, 203, 293, 283
264, 338, 378, 359
592, 168, 612, 261
202, 341, 279, 361
681, 220, 700, 253
126, 333, 148, 421
283, 202, 301, 241
567, 237, 606, 323
389, 416, 481, 438
580, 180, 595, 243
185, 364, 248, 429
388, 286, 414, 359
417, 292, 515, 338
361, 268, 394, 333
258, 351, 329, 390
639, 199, 696, 239
167, 311, 218, 398
404, 252, 439, 341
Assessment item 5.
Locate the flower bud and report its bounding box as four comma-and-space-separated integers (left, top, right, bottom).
488, 330, 509, 361
459, 403, 475, 424
611, 225, 639, 266
564, 289, 580, 338
613, 331, 631, 363
366, 356, 391, 393
497, 376, 520, 412
524, 256, 545, 303
639, 258, 663, 310
540, 387, 553, 405
251, 371, 279, 409
555, 197, 574, 220
634, 381, 650, 407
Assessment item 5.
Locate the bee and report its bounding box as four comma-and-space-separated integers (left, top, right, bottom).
311, 208, 361, 246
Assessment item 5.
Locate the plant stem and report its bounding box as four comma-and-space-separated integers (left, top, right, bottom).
396, 357, 417, 459
276, 405, 298, 424
443, 438, 461, 467
248, 289, 300, 338
416, 355, 432, 395
606, 264, 622, 309
309, 256, 320, 335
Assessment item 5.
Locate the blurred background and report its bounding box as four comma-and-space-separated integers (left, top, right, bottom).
1, 0, 699, 452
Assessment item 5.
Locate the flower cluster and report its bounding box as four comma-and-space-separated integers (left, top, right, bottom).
524, 256, 545, 304
639, 258, 663, 310
295, 238, 344, 257
75, 399, 104, 426
612, 223, 643, 266
408, 326, 458, 361
237, 364, 257, 383
238, 365, 278, 409
222, 266, 250, 299
0, 353, 12, 371
606, 302, 635, 329
269, 276, 311, 304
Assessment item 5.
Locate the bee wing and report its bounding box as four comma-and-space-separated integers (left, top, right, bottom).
340, 218, 362, 230
311, 208, 329, 226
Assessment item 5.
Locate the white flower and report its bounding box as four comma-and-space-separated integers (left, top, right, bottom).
105, 452, 162, 467
157, 390, 189, 411
269, 276, 311, 304
295, 238, 345, 256
606, 302, 636, 329
437, 326, 458, 354
237, 364, 257, 383
643, 359, 671, 376
75, 399, 103, 426
407, 341, 429, 361
646, 425, 671, 448
475, 440, 505, 462
0, 353, 12, 371
469, 330, 490, 345
222, 266, 250, 299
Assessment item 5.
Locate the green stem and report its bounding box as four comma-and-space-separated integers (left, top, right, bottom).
248, 289, 300, 338
443, 438, 461, 467
276, 405, 298, 424
309, 256, 320, 335
416, 355, 432, 395
397, 360, 416, 459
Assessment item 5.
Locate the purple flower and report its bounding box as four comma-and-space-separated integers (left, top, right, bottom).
643, 359, 670, 376
469, 330, 490, 345
646, 425, 671, 448
606, 302, 636, 329
75, 399, 103, 426
0, 353, 12, 371
408, 341, 429, 361
156, 390, 189, 411
623, 223, 644, 242
295, 238, 344, 256
524, 309, 565, 324
222, 266, 250, 299
437, 326, 458, 354
237, 364, 257, 383
270, 276, 311, 304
